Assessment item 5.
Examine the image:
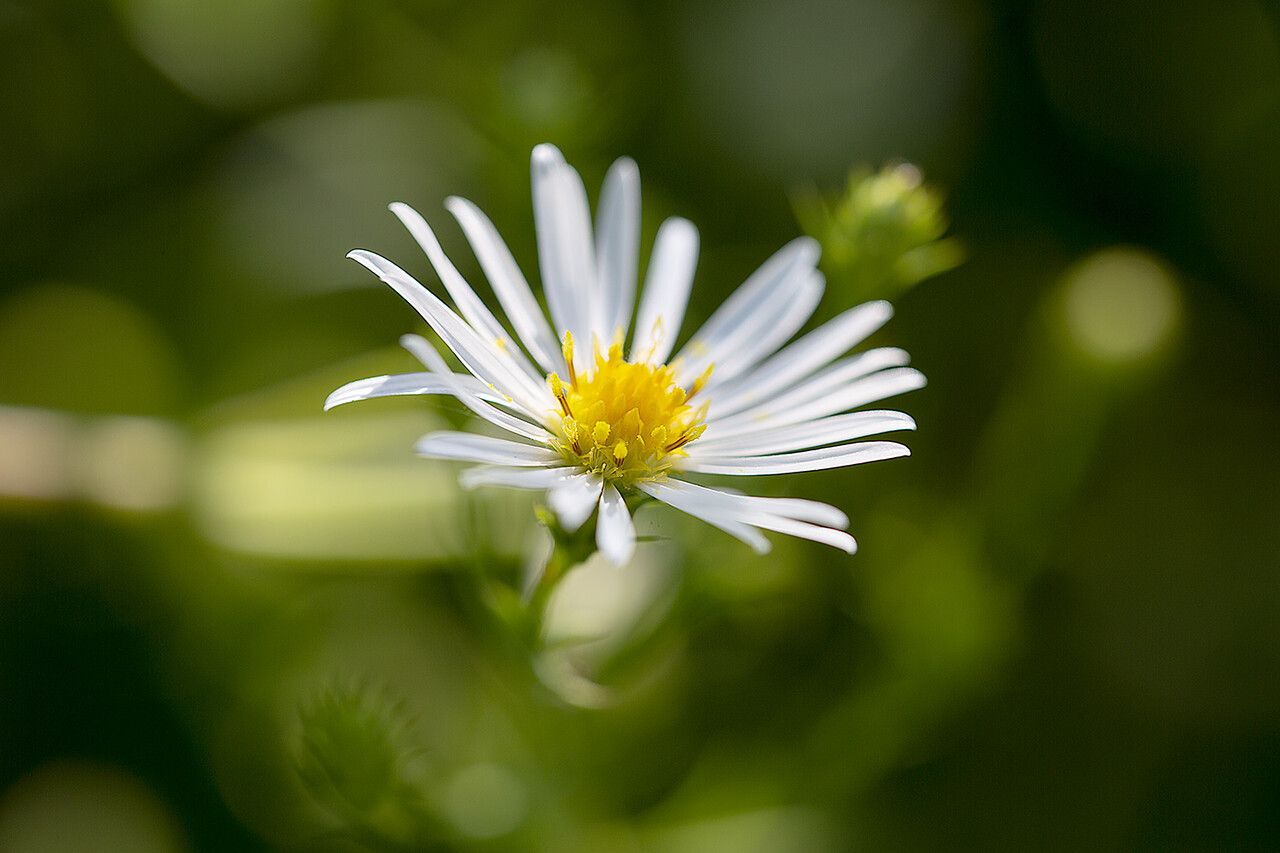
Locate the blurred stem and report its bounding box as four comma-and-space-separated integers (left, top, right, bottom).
519, 505, 598, 644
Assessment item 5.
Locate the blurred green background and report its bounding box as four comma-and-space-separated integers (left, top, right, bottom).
2, 0, 1279, 849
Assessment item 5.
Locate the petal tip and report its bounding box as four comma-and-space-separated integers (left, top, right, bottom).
609, 156, 639, 181
532, 143, 564, 168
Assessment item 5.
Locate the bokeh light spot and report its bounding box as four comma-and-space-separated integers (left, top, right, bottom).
193, 410, 533, 561
443, 763, 528, 839
0, 761, 186, 853
79, 416, 189, 511
1060, 247, 1181, 363
0, 406, 79, 501
0, 283, 182, 416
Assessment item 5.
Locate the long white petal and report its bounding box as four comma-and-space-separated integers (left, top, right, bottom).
631, 217, 699, 365
532, 144, 596, 361
596, 483, 636, 566
446, 195, 562, 373
637, 480, 772, 553
643, 478, 854, 552
678, 440, 910, 475
459, 465, 578, 491
653, 480, 848, 529
680, 268, 823, 387
744, 514, 856, 553
736, 496, 848, 528
708, 300, 895, 414
400, 335, 552, 441
692, 410, 916, 456
389, 202, 540, 382
324, 371, 498, 411
595, 156, 641, 343
348, 250, 551, 415
548, 473, 603, 532
705, 366, 926, 439
709, 347, 912, 424
675, 237, 819, 374
416, 431, 560, 466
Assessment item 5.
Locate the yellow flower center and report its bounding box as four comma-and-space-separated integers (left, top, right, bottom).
547, 333, 710, 484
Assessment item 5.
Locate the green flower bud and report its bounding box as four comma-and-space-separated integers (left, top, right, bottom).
794, 162, 964, 301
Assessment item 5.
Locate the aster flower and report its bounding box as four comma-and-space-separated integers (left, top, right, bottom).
327, 145, 924, 567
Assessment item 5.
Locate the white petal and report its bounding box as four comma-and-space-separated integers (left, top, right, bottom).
708, 347, 911, 423
637, 480, 771, 553
548, 472, 603, 532
692, 410, 916, 455
596, 483, 636, 566
595, 157, 641, 341
642, 478, 855, 553
705, 365, 926, 439
324, 371, 498, 411
389, 202, 539, 382
675, 237, 818, 375
532, 144, 596, 360
746, 514, 856, 553
648, 477, 846, 525
400, 335, 552, 442
446, 195, 561, 373
459, 465, 578, 491
678, 440, 911, 475
680, 268, 823, 387
631, 217, 699, 364
707, 301, 895, 414
734, 495, 848, 528
416, 431, 560, 466
348, 250, 551, 415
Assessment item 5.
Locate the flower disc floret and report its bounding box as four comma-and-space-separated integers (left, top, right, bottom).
547, 333, 708, 484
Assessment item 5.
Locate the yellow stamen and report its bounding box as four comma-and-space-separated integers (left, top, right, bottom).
562, 332, 577, 387
666, 423, 706, 452
548, 373, 572, 417
548, 334, 711, 483
562, 416, 582, 454
688, 364, 714, 399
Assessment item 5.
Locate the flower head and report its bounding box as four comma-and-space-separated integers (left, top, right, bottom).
327, 145, 925, 566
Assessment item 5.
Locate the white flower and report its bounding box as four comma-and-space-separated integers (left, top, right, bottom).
327, 145, 925, 566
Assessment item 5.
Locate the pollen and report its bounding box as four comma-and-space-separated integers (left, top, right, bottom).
548, 333, 710, 483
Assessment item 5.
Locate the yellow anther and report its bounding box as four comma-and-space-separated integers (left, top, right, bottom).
688, 364, 714, 399
561, 332, 577, 387
667, 423, 706, 452
650, 425, 668, 449
592, 421, 611, 445
562, 416, 582, 453
613, 440, 628, 463
548, 373, 572, 417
